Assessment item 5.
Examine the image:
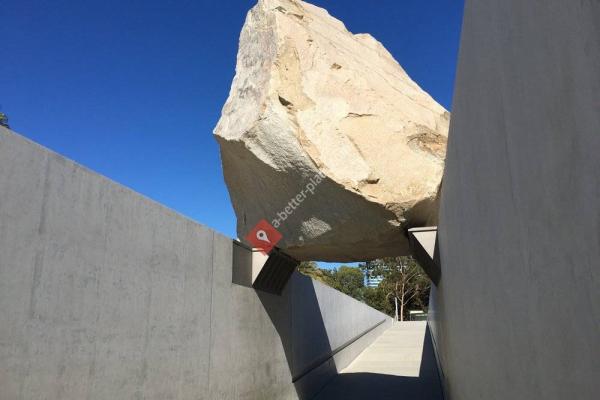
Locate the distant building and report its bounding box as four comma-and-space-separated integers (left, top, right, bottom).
363, 260, 384, 287
365, 273, 383, 288
409, 310, 427, 321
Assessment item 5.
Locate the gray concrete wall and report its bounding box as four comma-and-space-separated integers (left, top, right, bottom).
0, 126, 391, 400
431, 1, 600, 399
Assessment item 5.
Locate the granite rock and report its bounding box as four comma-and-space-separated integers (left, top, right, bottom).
214, 0, 449, 261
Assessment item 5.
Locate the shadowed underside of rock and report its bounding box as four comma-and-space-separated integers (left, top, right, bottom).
214, 0, 449, 262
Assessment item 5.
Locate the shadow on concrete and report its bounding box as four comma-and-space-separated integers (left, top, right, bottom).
257, 273, 337, 400
311, 326, 443, 400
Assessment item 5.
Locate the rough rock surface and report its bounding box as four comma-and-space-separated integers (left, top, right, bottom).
214, 0, 449, 261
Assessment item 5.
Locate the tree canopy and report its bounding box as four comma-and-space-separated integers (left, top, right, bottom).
297, 256, 430, 320
365, 257, 430, 320
0, 112, 9, 128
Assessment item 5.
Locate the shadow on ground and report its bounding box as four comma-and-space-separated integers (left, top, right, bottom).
253, 270, 443, 400
257, 273, 338, 399
311, 326, 443, 400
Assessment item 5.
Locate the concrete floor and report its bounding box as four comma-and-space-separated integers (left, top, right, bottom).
312, 322, 443, 400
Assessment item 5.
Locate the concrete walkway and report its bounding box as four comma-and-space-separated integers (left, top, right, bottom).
313, 322, 443, 400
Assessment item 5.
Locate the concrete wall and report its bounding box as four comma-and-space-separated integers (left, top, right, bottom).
0, 126, 391, 400
431, 1, 600, 399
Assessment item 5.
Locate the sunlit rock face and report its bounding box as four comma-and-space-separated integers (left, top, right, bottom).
214, 0, 449, 262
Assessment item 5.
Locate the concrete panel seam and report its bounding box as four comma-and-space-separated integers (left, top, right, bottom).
206, 230, 216, 392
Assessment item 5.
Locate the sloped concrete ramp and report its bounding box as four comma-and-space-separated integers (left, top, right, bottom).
313, 322, 443, 400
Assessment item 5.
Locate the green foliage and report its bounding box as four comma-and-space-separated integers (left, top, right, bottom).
0, 112, 9, 128
297, 261, 333, 285
298, 262, 364, 298
356, 286, 393, 315
329, 265, 364, 298
370, 257, 431, 320
297, 257, 430, 321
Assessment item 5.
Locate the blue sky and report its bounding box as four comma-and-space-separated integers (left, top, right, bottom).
1, 0, 464, 269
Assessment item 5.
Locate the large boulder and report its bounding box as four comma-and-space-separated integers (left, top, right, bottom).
214, 0, 449, 261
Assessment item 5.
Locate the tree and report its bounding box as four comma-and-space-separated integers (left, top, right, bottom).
297, 258, 431, 321
329, 265, 364, 297
373, 257, 431, 321
298, 262, 365, 297
358, 286, 392, 315
297, 261, 334, 285
0, 112, 9, 128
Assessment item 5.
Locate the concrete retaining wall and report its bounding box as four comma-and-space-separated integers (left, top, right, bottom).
0, 127, 391, 400
431, 1, 600, 399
